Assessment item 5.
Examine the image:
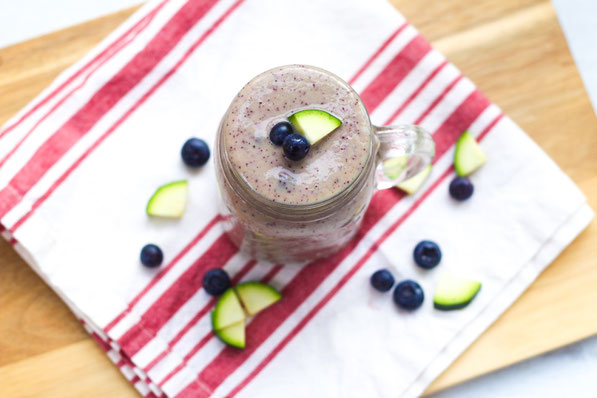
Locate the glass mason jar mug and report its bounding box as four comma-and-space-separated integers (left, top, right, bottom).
215, 65, 434, 263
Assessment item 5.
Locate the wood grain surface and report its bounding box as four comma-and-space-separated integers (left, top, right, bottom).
1, 1, 596, 397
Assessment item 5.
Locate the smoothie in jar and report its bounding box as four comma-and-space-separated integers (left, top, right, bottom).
222, 66, 370, 205
215, 65, 435, 263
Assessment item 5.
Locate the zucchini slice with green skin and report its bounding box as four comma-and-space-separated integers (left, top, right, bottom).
212, 288, 245, 330
288, 110, 342, 145
433, 273, 481, 311
211, 313, 245, 349
235, 282, 281, 316
396, 165, 433, 194
454, 131, 486, 177
146, 180, 188, 218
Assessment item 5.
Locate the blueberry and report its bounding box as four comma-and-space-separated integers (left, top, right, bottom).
413, 240, 442, 269
449, 177, 474, 200
393, 280, 424, 310
370, 269, 395, 292
282, 133, 310, 161
202, 268, 231, 296
269, 122, 294, 146
181, 137, 210, 167
140, 244, 163, 268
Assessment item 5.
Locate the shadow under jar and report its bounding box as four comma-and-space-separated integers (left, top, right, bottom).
215, 65, 434, 263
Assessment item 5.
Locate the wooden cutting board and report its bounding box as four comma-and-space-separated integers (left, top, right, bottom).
1, 0, 596, 396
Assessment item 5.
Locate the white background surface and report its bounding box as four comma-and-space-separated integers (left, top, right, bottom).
551, 0, 597, 114
0, 0, 142, 48
1, 1, 595, 397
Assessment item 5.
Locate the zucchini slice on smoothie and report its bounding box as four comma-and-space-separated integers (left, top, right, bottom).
288, 109, 342, 144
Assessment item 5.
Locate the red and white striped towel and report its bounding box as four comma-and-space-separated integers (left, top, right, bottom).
0, 0, 593, 396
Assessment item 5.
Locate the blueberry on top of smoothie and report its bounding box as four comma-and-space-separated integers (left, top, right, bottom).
269, 122, 294, 146
282, 133, 310, 161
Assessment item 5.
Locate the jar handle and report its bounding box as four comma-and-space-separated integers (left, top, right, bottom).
373, 124, 435, 190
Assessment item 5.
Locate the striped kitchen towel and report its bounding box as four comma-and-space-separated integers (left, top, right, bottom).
0, 0, 592, 397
